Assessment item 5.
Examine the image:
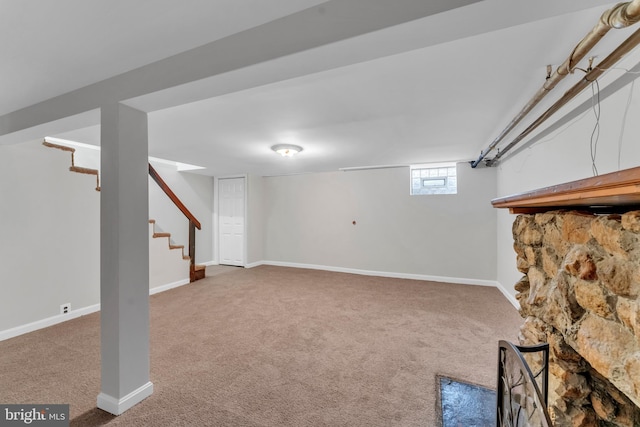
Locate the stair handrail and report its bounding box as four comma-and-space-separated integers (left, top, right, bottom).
148, 163, 201, 230
148, 163, 202, 281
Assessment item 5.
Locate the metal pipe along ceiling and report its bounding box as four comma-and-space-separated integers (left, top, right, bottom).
490, 26, 640, 165
471, 0, 640, 168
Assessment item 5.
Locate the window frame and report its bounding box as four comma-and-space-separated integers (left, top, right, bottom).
409, 162, 457, 196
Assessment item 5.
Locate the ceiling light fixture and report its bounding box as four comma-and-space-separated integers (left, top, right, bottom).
271, 144, 303, 157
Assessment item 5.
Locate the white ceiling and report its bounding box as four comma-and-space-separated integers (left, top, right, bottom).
4, 0, 640, 176
0, 0, 327, 115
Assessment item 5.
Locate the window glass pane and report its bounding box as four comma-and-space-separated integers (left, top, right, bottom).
423, 178, 446, 187
410, 163, 457, 195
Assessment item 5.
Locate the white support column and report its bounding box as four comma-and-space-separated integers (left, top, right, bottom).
97, 103, 153, 415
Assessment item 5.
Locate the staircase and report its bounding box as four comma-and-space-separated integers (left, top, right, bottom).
43, 140, 101, 191
149, 219, 205, 282
43, 140, 205, 283
149, 219, 191, 261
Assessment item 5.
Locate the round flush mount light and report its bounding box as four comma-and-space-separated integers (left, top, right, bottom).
271, 144, 303, 157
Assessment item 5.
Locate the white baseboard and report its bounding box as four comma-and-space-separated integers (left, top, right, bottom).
1, 277, 194, 342
97, 381, 154, 415
0, 303, 101, 342
1, 265, 520, 342
149, 278, 190, 295
202, 260, 217, 266
256, 260, 499, 287
250, 260, 520, 308
495, 281, 520, 310
244, 261, 263, 269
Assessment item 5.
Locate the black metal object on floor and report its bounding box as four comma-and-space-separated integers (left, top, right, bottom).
439, 376, 496, 427
496, 341, 551, 427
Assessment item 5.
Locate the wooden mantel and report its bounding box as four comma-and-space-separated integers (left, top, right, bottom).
492, 166, 640, 214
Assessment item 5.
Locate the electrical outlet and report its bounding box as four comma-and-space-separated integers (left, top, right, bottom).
60, 303, 71, 315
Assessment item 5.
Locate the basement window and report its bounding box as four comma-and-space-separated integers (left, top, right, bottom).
410, 163, 457, 195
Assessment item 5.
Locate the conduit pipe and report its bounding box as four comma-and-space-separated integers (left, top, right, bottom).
471, 0, 640, 168
488, 26, 640, 165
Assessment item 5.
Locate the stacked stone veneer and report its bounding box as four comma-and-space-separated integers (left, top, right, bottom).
513, 210, 640, 426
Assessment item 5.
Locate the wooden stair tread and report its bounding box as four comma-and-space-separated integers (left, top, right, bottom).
169, 244, 184, 250
148, 219, 156, 224
69, 166, 99, 175
183, 255, 191, 260
153, 232, 171, 238
43, 141, 75, 153
45, 140, 100, 192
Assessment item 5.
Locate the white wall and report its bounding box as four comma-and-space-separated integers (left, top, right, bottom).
261, 164, 497, 282
496, 78, 640, 302
0, 139, 100, 332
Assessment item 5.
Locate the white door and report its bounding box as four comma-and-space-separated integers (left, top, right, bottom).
219, 177, 245, 266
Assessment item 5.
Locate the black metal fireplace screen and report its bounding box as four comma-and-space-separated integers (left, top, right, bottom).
497, 340, 552, 427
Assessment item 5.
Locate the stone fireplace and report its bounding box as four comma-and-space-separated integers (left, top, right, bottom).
493, 167, 640, 426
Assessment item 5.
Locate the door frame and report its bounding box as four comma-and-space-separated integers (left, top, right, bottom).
213, 174, 248, 266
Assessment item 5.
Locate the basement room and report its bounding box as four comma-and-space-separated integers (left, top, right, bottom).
2, 1, 640, 426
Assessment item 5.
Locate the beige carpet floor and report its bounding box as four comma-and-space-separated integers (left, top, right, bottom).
0, 266, 521, 426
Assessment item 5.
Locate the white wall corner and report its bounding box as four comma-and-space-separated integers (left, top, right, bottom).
244, 260, 265, 269
495, 281, 520, 310
97, 381, 154, 415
